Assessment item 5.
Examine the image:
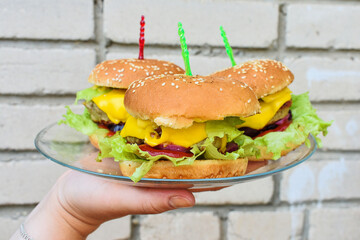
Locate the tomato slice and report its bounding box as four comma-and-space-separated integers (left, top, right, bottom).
139, 144, 194, 158
255, 118, 292, 138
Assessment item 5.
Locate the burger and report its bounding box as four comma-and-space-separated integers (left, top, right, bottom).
96, 74, 260, 182
211, 59, 332, 160
59, 58, 185, 147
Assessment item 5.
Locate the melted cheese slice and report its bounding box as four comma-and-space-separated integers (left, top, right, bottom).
92, 89, 130, 124
121, 116, 207, 148
238, 88, 292, 130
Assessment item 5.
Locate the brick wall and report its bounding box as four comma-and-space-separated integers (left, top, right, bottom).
1, 0, 359, 239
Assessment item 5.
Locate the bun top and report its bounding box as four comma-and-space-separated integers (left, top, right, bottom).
88, 58, 185, 89
211, 59, 294, 98
124, 74, 260, 129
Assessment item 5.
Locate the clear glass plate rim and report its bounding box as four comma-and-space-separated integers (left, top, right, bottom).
35, 123, 317, 183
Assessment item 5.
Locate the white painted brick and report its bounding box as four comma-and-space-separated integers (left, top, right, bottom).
0, 160, 66, 204
140, 212, 220, 240
317, 109, 360, 150
105, 0, 278, 47
280, 158, 360, 203
0, 104, 82, 150
0, 214, 27, 239
1, 214, 131, 240
286, 4, 360, 49
284, 57, 360, 101
0, 48, 95, 94
195, 178, 274, 205
88, 216, 131, 240
309, 208, 360, 240
0, 0, 94, 40
107, 51, 249, 76
228, 210, 304, 240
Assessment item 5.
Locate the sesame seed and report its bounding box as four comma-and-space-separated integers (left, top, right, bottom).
242, 76, 246, 79
219, 88, 223, 91
232, 81, 236, 84
171, 83, 175, 86
105, 73, 108, 75
162, 82, 166, 86
132, 90, 136, 92
247, 99, 251, 103
228, 74, 232, 77
176, 85, 179, 89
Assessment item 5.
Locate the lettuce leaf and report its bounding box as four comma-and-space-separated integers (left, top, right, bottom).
58, 106, 100, 135
202, 138, 240, 160
205, 117, 244, 142
250, 92, 332, 159
203, 117, 258, 160
75, 86, 111, 104
98, 134, 205, 182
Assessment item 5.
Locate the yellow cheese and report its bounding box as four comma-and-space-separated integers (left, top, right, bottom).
238, 88, 292, 129
92, 89, 130, 124
121, 116, 207, 148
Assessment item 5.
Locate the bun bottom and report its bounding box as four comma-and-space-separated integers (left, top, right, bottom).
119, 158, 248, 179
89, 134, 100, 149
248, 141, 304, 161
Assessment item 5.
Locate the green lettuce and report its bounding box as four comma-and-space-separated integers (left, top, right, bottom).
202, 138, 240, 160
98, 134, 205, 182
203, 117, 241, 159
203, 117, 258, 159
249, 92, 332, 159
75, 86, 111, 104
58, 106, 108, 137
205, 117, 244, 142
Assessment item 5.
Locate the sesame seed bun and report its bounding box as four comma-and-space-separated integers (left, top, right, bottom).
119, 158, 248, 179
125, 74, 260, 129
211, 59, 294, 98
88, 58, 185, 89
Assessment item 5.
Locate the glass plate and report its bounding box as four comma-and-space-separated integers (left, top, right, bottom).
35, 123, 317, 191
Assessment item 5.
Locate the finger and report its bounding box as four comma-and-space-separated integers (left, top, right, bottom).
101, 181, 195, 218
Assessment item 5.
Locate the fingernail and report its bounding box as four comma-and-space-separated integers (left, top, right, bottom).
169, 196, 193, 209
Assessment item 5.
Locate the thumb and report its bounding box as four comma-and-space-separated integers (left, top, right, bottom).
102, 182, 195, 218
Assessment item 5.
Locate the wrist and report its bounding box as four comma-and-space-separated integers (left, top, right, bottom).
22, 183, 100, 239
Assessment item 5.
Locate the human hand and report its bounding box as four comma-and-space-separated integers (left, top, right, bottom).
17, 170, 195, 240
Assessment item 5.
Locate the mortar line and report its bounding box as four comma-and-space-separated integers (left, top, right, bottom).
94, 0, 107, 63
302, 208, 310, 240
129, 215, 141, 240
